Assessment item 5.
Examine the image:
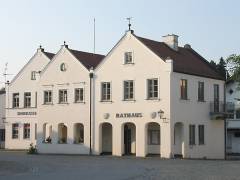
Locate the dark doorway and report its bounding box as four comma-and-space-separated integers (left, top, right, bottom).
123, 123, 136, 155
124, 125, 131, 155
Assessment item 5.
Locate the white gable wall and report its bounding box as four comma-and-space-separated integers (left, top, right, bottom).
94, 32, 172, 157
5, 50, 51, 149
37, 47, 91, 154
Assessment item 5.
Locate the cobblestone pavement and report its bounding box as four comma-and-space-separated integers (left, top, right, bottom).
0, 151, 240, 180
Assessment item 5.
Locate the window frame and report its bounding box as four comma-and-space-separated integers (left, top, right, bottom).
12, 123, 19, 139
236, 109, 240, 119
74, 88, 84, 103
31, 71, 36, 80
43, 90, 52, 104
189, 124, 196, 145
24, 92, 31, 108
123, 80, 134, 101
148, 129, 160, 145
180, 79, 188, 100
12, 93, 19, 108
101, 82, 111, 102
23, 123, 30, 139
198, 81, 205, 102
147, 78, 159, 100
124, 52, 133, 64
59, 89, 68, 104
198, 125, 205, 145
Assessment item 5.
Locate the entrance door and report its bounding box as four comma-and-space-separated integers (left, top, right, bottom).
124, 126, 131, 155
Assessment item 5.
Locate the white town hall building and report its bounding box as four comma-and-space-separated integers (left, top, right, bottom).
4, 29, 227, 159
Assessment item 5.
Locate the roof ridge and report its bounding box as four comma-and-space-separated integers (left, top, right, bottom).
69, 48, 104, 57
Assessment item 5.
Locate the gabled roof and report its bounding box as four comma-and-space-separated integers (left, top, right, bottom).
69, 49, 105, 70
135, 35, 224, 80
43, 51, 55, 59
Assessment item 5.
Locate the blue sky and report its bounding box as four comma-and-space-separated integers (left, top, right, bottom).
0, 0, 240, 85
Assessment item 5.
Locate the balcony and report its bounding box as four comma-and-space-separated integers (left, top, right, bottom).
209, 101, 234, 120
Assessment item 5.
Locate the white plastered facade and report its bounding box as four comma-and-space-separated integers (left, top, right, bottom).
5, 49, 51, 149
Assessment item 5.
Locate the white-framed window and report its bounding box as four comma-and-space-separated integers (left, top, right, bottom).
44, 90, 52, 104
198, 81, 204, 101
101, 82, 111, 101
23, 123, 30, 139
147, 79, 158, 99
189, 124, 195, 145
59, 89, 68, 103
180, 79, 188, 100
124, 52, 133, 64
31, 71, 36, 80
148, 130, 160, 145
12, 93, 19, 108
198, 125, 204, 145
75, 88, 84, 103
123, 80, 134, 100
12, 123, 19, 139
24, 92, 31, 108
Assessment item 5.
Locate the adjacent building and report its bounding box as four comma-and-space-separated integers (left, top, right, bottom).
5, 47, 54, 149
226, 80, 240, 154
37, 44, 104, 154
4, 29, 227, 159
0, 88, 6, 148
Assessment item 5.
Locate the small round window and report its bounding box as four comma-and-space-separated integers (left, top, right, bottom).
60, 63, 67, 71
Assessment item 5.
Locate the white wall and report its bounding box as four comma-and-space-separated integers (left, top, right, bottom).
94, 31, 171, 158
37, 47, 91, 154
5, 49, 51, 149
171, 72, 225, 159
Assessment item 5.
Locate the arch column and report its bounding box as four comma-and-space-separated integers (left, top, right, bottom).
136, 123, 147, 157
112, 123, 123, 156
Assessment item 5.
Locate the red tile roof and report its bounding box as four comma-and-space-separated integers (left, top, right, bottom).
69, 49, 105, 70
135, 35, 224, 80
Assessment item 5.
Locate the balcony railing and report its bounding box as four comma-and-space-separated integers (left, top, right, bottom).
209, 101, 234, 120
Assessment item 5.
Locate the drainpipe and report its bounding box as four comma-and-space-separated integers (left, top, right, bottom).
224, 73, 227, 160
89, 67, 94, 155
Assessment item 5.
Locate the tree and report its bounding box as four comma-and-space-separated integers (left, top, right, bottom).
210, 58, 229, 80
226, 54, 240, 82
217, 57, 229, 80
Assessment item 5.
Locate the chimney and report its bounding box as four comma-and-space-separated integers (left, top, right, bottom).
162, 34, 179, 51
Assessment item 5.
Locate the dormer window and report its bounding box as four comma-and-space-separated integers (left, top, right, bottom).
124, 52, 133, 64
31, 71, 36, 80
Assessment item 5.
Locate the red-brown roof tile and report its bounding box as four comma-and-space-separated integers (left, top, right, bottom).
69, 49, 105, 70
135, 35, 224, 80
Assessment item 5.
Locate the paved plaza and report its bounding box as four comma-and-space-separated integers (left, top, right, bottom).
0, 151, 240, 180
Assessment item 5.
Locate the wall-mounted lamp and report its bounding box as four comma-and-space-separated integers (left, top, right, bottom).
158, 109, 168, 123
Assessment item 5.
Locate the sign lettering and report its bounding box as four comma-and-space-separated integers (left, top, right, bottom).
116, 113, 143, 118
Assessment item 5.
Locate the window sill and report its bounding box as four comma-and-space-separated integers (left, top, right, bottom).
145, 98, 161, 101
122, 99, 136, 102
57, 103, 69, 105
7, 107, 37, 109
100, 100, 113, 103
42, 103, 54, 105
74, 101, 85, 104
179, 98, 190, 102
123, 62, 135, 65
197, 100, 206, 103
